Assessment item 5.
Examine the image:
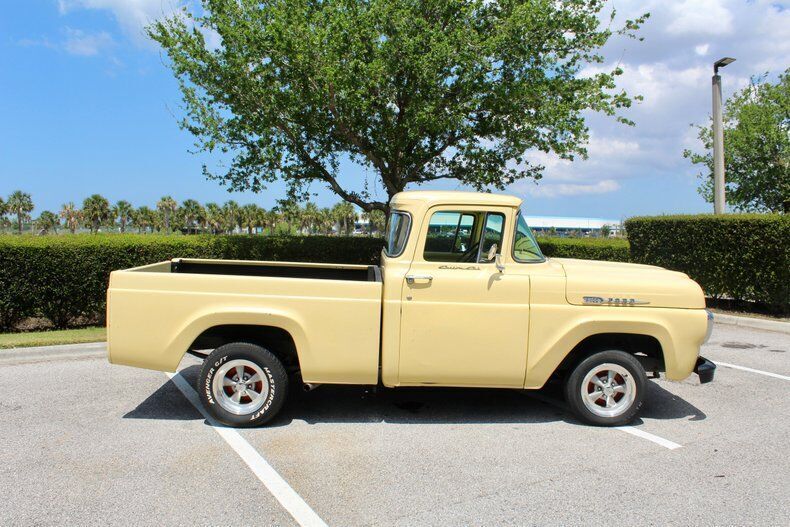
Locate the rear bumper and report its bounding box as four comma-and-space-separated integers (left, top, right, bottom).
695, 356, 716, 383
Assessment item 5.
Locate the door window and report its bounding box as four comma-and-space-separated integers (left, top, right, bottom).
423, 210, 505, 263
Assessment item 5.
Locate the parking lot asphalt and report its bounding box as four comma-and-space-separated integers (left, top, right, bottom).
1, 322, 788, 526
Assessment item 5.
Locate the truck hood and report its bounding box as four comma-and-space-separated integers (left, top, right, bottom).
553, 257, 705, 309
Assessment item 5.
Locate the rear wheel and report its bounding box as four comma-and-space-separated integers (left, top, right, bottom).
198, 342, 288, 427
564, 350, 646, 426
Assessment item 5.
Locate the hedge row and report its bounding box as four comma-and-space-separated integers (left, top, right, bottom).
536, 236, 630, 262
626, 214, 789, 311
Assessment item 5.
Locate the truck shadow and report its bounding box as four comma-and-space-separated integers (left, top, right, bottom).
124, 365, 706, 426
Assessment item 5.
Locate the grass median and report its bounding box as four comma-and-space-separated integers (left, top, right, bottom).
0, 326, 106, 349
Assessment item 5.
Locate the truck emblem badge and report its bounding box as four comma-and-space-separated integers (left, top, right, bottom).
583, 296, 650, 305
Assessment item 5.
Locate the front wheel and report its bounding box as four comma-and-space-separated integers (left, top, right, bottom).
564, 350, 646, 426
198, 342, 288, 427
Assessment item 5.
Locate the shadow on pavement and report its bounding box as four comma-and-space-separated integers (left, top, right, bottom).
123, 365, 706, 427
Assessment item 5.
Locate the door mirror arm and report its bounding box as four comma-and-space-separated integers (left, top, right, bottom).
495, 253, 505, 273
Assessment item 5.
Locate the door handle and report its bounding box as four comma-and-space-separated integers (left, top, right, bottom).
406, 274, 433, 284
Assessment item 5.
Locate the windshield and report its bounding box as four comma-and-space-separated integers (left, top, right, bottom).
384, 211, 411, 257
512, 211, 545, 262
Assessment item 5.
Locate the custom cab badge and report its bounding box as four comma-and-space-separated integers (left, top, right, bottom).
583, 296, 650, 305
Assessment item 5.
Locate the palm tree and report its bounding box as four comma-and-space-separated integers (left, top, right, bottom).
181, 199, 204, 233
7, 190, 34, 234
156, 195, 178, 234
362, 209, 386, 235
82, 194, 111, 234
36, 211, 59, 234
113, 200, 134, 233
332, 202, 355, 236
264, 209, 280, 235
0, 196, 6, 232
204, 202, 223, 234
135, 206, 155, 233
222, 200, 240, 234
59, 202, 81, 234
301, 202, 320, 234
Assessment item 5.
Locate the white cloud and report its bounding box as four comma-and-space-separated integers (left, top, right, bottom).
666, 0, 734, 35
694, 43, 710, 56
516, 179, 621, 198
63, 28, 114, 56
58, 0, 184, 42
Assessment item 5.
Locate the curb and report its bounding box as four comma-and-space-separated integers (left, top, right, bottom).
0, 341, 107, 365
713, 313, 790, 334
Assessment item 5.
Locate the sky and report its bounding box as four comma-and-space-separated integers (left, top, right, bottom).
0, 1, 788, 221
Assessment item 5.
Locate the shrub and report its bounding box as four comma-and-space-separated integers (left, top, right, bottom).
0, 234, 384, 330
625, 214, 789, 312
536, 236, 630, 262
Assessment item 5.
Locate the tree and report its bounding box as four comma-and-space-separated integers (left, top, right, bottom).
301, 202, 320, 234
36, 211, 59, 234
222, 200, 241, 233
60, 202, 81, 234
181, 199, 205, 232
157, 195, 178, 233
240, 203, 265, 235
149, 0, 647, 213
600, 224, 611, 238
135, 206, 156, 233
332, 202, 356, 236
7, 191, 34, 234
684, 69, 789, 213
362, 209, 386, 235
204, 202, 224, 233
113, 200, 134, 233
82, 194, 111, 234
0, 197, 8, 233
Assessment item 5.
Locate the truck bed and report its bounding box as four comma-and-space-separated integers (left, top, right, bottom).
107, 259, 383, 384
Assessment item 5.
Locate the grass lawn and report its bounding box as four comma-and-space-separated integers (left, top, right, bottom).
0, 326, 106, 349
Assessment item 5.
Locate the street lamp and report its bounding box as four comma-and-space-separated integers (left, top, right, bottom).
712, 57, 735, 214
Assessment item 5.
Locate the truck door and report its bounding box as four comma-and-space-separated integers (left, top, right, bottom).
399, 206, 530, 387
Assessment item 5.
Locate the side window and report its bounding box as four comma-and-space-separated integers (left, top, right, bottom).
424, 212, 477, 261
423, 210, 506, 263
383, 211, 411, 257
479, 213, 505, 261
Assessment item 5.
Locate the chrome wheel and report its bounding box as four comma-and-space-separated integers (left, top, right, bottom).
580, 363, 636, 419
212, 359, 270, 416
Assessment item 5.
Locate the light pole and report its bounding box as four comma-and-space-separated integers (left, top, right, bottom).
712, 57, 735, 214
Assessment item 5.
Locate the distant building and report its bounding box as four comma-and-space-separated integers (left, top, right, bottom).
523, 216, 622, 237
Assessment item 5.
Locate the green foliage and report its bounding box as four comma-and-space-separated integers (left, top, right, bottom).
536, 236, 630, 262
7, 190, 34, 234
36, 211, 60, 234
626, 214, 789, 311
684, 69, 790, 213
82, 194, 111, 233
149, 0, 647, 211
0, 234, 385, 330
113, 200, 134, 233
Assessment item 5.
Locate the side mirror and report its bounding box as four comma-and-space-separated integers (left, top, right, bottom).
486, 243, 498, 262
486, 244, 505, 273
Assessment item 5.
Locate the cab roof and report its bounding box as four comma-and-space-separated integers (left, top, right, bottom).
390, 190, 522, 208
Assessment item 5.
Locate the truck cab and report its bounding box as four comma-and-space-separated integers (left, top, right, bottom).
107, 191, 715, 428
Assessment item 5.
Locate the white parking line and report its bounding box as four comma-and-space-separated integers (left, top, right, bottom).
715, 362, 790, 381
165, 372, 328, 527
614, 426, 682, 450
525, 392, 682, 450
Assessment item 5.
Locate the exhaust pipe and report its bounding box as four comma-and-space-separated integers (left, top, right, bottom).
303, 383, 321, 392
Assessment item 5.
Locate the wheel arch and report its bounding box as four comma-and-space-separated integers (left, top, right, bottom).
165, 308, 310, 374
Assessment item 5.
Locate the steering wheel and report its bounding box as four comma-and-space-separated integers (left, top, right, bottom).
459, 242, 480, 262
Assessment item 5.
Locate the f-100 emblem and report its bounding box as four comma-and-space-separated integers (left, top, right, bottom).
583, 296, 650, 305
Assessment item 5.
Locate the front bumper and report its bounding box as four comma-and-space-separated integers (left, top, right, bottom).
695, 357, 716, 383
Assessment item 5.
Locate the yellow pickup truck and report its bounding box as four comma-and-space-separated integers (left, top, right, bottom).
107, 191, 715, 427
